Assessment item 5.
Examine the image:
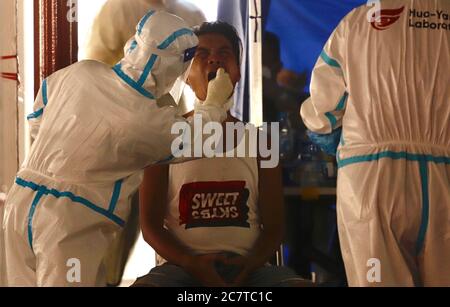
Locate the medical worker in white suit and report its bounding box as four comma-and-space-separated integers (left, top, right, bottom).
301, 0, 450, 286
83, 0, 206, 286
3, 10, 234, 286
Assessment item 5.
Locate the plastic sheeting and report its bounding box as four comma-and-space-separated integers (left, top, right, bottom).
217, 0, 249, 121
248, 0, 263, 126
0, 193, 5, 286
0, 0, 19, 193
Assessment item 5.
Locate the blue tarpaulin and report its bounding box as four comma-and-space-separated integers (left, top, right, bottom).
217, 0, 368, 119
266, 0, 368, 92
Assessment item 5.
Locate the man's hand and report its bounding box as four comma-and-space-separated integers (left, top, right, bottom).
203, 68, 234, 109
184, 254, 229, 287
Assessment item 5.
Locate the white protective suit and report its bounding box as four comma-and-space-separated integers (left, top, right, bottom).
85, 0, 206, 66
83, 0, 205, 286
301, 0, 450, 286
3, 11, 232, 286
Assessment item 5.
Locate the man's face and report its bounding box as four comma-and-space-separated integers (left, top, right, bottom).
187, 33, 241, 101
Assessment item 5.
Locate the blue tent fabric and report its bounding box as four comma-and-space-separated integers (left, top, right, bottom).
265, 0, 367, 92
217, 0, 367, 119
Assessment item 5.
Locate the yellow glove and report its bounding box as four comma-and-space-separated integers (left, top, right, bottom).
203, 68, 234, 109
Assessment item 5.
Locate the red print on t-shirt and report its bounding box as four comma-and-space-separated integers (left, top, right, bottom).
179, 181, 250, 229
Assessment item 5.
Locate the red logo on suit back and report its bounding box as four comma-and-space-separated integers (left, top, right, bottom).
371, 7, 405, 30
179, 181, 250, 229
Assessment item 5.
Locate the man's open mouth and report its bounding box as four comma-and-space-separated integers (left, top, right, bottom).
207, 71, 217, 81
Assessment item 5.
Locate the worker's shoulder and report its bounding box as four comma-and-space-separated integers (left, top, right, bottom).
170, 0, 202, 13
99, 0, 130, 10
344, 0, 416, 21
168, 0, 206, 23
44, 60, 111, 84
41, 61, 85, 83
69, 60, 112, 73
338, 3, 368, 23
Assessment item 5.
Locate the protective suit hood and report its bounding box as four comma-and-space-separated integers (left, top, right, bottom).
113, 10, 198, 99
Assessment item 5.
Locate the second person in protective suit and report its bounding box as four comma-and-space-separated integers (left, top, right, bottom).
301, 0, 450, 286
2, 10, 234, 286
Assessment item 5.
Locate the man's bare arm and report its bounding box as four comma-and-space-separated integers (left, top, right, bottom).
139, 165, 228, 286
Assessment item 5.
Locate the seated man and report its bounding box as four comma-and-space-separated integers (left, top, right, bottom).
132, 22, 306, 287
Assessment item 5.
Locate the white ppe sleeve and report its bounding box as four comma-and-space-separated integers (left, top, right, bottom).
300, 15, 349, 134
27, 79, 48, 140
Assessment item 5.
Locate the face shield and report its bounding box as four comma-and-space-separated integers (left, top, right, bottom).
156, 46, 196, 108
119, 10, 198, 106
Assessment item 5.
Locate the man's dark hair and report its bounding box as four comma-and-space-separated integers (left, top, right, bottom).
193, 21, 242, 66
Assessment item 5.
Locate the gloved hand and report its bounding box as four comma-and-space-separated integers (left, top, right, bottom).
307, 127, 342, 156
203, 68, 234, 109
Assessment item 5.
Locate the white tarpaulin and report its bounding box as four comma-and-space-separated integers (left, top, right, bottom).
0, 0, 18, 287
0, 1, 18, 192
248, 0, 262, 127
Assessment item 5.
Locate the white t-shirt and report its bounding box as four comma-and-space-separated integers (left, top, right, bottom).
165, 154, 260, 256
